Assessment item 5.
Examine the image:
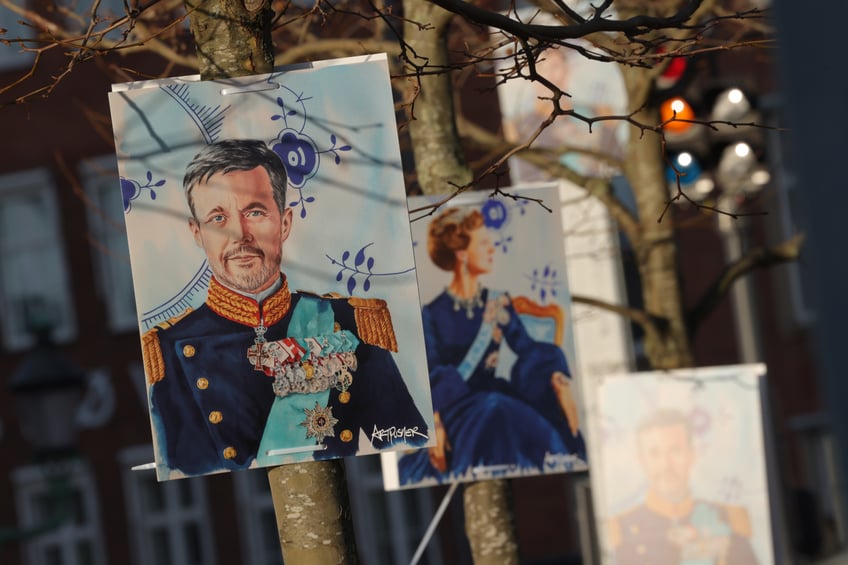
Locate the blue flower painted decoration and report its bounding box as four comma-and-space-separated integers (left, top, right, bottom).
273, 130, 320, 188
482, 200, 508, 229
121, 178, 140, 211
121, 172, 165, 213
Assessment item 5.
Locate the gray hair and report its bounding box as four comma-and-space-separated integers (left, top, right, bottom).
183, 139, 288, 219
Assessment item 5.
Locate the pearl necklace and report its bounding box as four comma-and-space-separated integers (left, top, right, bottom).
447, 285, 484, 319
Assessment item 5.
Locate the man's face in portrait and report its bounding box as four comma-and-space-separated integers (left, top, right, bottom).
637, 422, 694, 502
189, 166, 292, 294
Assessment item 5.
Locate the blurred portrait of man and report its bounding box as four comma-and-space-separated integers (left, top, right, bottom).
608, 409, 758, 564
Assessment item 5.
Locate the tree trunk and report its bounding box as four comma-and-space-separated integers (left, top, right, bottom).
619, 70, 695, 370
182, 2, 357, 563
464, 480, 520, 565
614, 0, 697, 370
403, 0, 520, 562
404, 0, 472, 194
185, 0, 274, 80
267, 461, 358, 564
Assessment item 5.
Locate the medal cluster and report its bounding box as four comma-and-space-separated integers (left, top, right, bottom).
247, 330, 360, 402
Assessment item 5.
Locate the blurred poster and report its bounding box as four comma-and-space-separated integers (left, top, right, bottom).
108, 54, 435, 480
495, 11, 629, 182
587, 364, 774, 564
382, 184, 588, 490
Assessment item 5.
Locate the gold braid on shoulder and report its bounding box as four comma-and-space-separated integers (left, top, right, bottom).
347, 297, 398, 352
141, 308, 193, 385
142, 328, 165, 385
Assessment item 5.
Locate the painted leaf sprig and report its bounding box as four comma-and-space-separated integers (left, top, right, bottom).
327, 242, 414, 295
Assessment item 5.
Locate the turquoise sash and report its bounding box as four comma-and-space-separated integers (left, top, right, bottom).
256, 296, 340, 465
456, 290, 503, 380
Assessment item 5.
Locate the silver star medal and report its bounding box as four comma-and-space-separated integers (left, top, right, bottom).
300, 402, 339, 443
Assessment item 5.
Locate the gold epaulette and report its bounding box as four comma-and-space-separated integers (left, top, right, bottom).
154, 308, 193, 330
724, 504, 752, 538
348, 297, 398, 352
142, 309, 193, 385
142, 328, 165, 385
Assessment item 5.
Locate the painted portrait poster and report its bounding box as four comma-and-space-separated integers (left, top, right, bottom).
108, 54, 435, 480
495, 10, 628, 182
382, 184, 587, 490
588, 364, 774, 564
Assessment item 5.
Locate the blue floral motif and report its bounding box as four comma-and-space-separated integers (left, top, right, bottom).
481, 200, 508, 229
494, 232, 514, 253
121, 171, 165, 213
273, 130, 319, 188
270, 91, 352, 219
528, 264, 560, 303
326, 242, 415, 295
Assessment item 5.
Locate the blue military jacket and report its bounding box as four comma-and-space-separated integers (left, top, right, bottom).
142, 275, 429, 478
608, 495, 758, 564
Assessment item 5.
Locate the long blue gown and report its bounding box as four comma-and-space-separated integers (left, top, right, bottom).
398, 288, 586, 484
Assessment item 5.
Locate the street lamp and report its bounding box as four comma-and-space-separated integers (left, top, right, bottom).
8, 331, 86, 460
1, 325, 86, 547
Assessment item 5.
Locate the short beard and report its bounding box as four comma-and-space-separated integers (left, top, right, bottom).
220, 252, 281, 294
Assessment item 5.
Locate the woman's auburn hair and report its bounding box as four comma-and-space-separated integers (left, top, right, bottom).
427, 207, 484, 271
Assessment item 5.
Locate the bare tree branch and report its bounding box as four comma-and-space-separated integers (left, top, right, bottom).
455, 114, 643, 247
687, 233, 805, 336
572, 293, 652, 328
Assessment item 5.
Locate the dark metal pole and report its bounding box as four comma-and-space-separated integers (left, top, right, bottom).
773, 0, 848, 552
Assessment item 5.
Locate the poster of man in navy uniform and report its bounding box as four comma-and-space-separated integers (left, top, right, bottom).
589, 365, 775, 564
109, 55, 434, 480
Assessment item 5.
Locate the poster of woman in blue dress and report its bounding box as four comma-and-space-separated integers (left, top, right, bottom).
382, 185, 588, 489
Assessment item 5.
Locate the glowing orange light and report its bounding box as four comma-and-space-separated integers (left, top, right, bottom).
660, 97, 695, 132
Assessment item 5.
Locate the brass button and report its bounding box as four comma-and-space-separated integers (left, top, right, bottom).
182, 344, 196, 358
334, 322, 341, 332
223, 446, 237, 460
196, 378, 209, 390
208, 411, 223, 424
340, 429, 353, 442
339, 391, 351, 404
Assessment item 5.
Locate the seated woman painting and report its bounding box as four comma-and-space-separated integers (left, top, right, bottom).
399, 207, 586, 484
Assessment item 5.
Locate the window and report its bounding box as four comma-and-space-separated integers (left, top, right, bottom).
232, 470, 284, 565
0, 168, 77, 350
12, 460, 108, 565
79, 157, 138, 333
119, 446, 216, 565
0, 4, 35, 71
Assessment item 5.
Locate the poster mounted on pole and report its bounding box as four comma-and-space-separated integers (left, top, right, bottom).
586, 364, 775, 565
382, 184, 588, 490
108, 54, 435, 481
